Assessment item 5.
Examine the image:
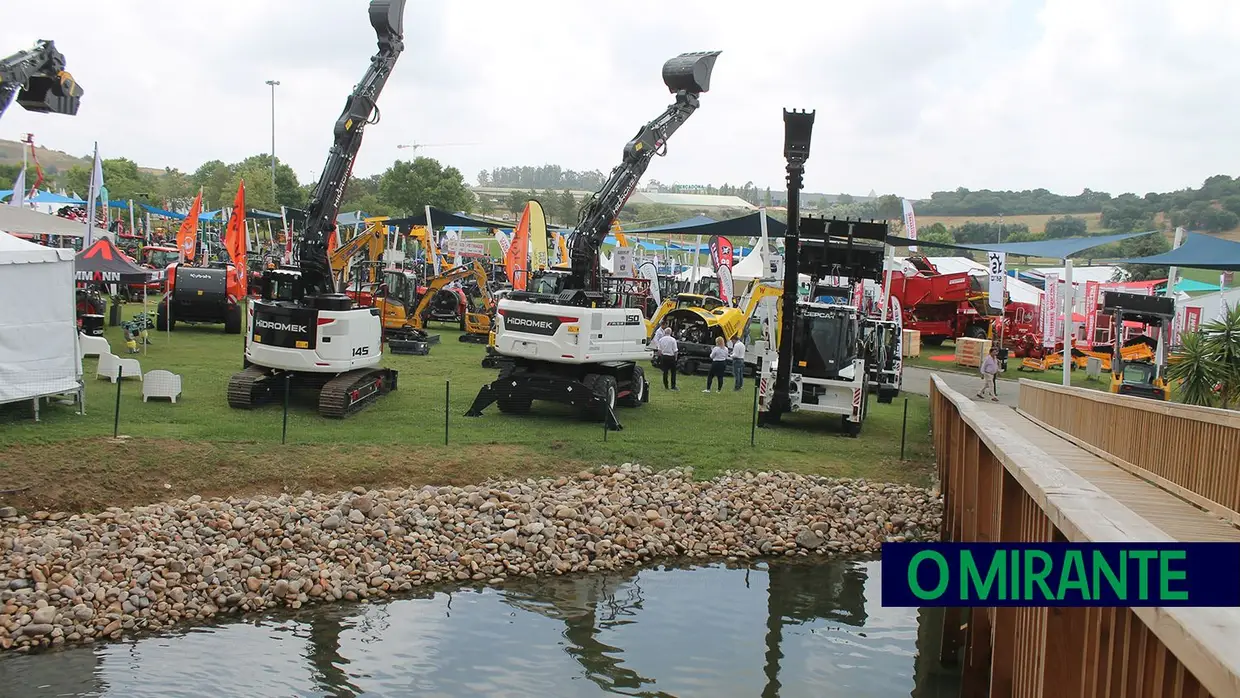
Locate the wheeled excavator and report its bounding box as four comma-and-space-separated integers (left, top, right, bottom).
1, 40, 83, 120
226, 0, 404, 419
466, 51, 720, 429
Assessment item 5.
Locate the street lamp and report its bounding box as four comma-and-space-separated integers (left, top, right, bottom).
265, 79, 280, 194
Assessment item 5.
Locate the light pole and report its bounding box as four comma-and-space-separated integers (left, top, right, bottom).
265, 79, 280, 195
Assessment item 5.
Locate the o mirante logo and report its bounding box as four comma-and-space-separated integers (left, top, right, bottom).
881, 542, 1240, 607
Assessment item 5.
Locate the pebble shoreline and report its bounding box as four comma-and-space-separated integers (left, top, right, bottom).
0, 464, 941, 652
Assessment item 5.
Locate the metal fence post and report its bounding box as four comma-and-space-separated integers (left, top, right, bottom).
281, 373, 290, 445
113, 366, 122, 438
750, 367, 760, 446
444, 379, 450, 446
900, 397, 909, 460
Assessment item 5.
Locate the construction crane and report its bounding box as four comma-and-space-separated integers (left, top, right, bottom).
466, 51, 720, 429
396, 142, 477, 152
227, 0, 406, 419
0, 40, 83, 120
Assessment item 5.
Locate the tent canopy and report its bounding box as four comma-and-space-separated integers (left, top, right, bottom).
885, 230, 1157, 259
75, 237, 154, 283
0, 205, 90, 237
387, 207, 510, 231
0, 232, 81, 405
640, 211, 787, 241
0, 190, 87, 205
1115, 231, 1240, 271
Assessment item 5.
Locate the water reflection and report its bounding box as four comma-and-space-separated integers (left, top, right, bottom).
0, 559, 959, 698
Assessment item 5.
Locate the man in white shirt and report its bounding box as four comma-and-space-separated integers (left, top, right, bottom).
655, 332, 679, 391
652, 320, 670, 343
730, 337, 746, 391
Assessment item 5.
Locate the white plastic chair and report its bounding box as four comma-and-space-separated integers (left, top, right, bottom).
79, 333, 111, 358
97, 353, 142, 383
142, 370, 182, 403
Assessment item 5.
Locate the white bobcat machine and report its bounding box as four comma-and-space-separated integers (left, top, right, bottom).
755, 109, 890, 436
465, 50, 721, 430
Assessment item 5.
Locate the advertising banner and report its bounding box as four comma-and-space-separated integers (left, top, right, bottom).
1042, 273, 1059, 348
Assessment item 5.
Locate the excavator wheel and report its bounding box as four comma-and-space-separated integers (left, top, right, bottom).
619, 366, 647, 407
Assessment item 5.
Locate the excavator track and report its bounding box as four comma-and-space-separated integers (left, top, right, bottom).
227, 365, 276, 409
318, 368, 398, 419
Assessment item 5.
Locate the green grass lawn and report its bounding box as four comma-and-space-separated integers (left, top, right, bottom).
0, 302, 934, 512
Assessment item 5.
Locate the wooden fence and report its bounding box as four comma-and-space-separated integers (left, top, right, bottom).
930, 376, 1240, 698
1017, 380, 1240, 526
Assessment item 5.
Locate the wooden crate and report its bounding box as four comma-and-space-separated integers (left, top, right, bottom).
902, 329, 921, 357
954, 337, 992, 368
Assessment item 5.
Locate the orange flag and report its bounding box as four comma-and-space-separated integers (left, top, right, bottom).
327, 227, 339, 258
506, 204, 530, 291
177, 190, 203, 262
223, 180, 247, 297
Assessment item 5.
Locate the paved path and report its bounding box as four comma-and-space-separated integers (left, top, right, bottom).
901, 365, 1019, 407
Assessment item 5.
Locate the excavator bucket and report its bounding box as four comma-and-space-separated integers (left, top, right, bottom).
17, 74, 82, 116
662, 51, 721, 94
783, 109, 815, 163
369, 0, 406, 48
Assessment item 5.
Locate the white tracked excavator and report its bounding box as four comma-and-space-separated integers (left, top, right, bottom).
465, 51, 720, 430
226, 0, 405, 419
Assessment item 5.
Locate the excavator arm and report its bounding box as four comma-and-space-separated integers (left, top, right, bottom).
0, 40, 82, 120
298, 0, 405, 298
329, 219, 388, 287
410, 261, 485, 327
563, 51, 719, 299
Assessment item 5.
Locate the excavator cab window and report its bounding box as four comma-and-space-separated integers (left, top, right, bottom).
261, 272, 303, 303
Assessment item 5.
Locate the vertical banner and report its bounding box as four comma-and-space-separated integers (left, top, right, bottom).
506, 204, 532, 291
901, 199, 919, 253
1083, 281, 1100, 347
494, 229, 511, 259
1041, 273, 1059, 349
1184, 306, 1202, 337
987, 251, 1006, 311
638, 260, 660, 305
709, 235, 735, 304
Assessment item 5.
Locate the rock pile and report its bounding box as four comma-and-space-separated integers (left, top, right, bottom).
0, 465, 941, 651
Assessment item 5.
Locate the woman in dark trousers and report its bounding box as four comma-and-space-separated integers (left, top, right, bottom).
704, 337, 729, 393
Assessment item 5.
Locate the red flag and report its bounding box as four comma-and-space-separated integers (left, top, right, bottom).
177, 191, 203, 262
224, 180, 247, 297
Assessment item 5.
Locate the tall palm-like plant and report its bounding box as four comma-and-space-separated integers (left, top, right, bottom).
1167, 332, 1223, 406
1201, 304, 1240, 409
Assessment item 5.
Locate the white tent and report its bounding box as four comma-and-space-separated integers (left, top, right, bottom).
0, 233, 83, 416
0, 205, 90, 237
731, 247, 769, 282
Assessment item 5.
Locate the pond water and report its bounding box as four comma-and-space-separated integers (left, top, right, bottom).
0, 559, 959, 698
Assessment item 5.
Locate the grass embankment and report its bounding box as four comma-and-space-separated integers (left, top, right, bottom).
904, 342, 1105, 390
911, 213, 1105, 236
0, 304, 934, 513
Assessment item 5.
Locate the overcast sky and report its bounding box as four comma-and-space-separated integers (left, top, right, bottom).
4, 0, 1237, 199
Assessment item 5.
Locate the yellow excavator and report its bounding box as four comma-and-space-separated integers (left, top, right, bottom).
374, 260, 494, 343
330, 217, 390, 291
1103, 290, 1174, 400
651, 284, 783, 374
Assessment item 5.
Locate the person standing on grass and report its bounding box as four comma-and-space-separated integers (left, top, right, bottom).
653, 319, 670, 343
977, 347, 1000, 402
656, 330, 680, 391
730, 336, 746, 391
704, 337, 729, 393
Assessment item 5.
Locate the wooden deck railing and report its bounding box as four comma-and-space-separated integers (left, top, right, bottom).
930, 376, 1240, 698
1016, 380, 1240, 525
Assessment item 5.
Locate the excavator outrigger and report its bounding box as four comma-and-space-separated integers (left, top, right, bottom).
1, 40, 83, 120
466, 51, 721, 429
227, 0, 405, 419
